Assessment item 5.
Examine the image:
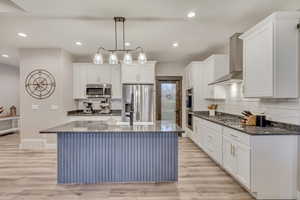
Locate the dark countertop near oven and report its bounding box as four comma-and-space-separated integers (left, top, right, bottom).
40, 120, 184, 134
193, 111, 300, 136
67, 109, 122, 116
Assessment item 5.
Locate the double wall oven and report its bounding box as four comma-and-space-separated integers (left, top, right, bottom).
186, 88, 193, 130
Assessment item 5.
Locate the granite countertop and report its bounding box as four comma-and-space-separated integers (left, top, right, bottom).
40, 121, 184, 134
193, 111, 300, 135
67, 109, 121, 116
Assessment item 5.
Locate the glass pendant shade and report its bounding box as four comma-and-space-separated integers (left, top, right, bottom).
138, 52, 147, 64
123, 52, 133, 64
109, 52, 118, 64
93, 53, 104, 64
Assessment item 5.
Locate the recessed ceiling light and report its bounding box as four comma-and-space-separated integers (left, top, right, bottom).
17, 32, 27, 37
187, 11, 196, 18
125, 42, 131, 47
172, 42, 179, 48
75, 41, 82, 46
1, 54, 9, 58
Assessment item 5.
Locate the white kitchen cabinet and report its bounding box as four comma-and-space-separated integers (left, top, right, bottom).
222, 135, 237, 175
203, 55, 227, 99
121, 61, 156, 84
111, 65, 121, 99
201, 120, 223, 165
205, 128, 223, 165
184, 62, 206, 111
240, 12, 300, 98
223, 127, 251, 189
73, 63, 87, 99
190, 117, 298, 199
73, 63, 122, 99
236, 142, 251, 188
87, 64, 111, 84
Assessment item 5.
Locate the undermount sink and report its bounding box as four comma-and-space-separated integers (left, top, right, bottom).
116, 121, 154, 126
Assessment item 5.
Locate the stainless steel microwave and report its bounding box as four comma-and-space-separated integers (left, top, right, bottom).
86, 83, 112, 98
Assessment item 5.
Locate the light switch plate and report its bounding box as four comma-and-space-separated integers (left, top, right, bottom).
32, 104, 39, 110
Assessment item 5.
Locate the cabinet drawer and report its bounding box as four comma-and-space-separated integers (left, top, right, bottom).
223, 127, 250, 146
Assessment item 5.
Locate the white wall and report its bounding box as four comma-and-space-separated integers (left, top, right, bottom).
0, 63, 19, 116
19, 48, 75, 149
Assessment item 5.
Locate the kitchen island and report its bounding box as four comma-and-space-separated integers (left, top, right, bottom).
40, 121, 184, 184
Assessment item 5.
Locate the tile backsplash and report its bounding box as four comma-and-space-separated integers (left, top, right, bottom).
212, 83, 300, 125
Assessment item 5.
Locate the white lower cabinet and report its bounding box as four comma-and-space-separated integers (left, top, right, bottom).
191, 117, 297, 199
222, 131, 250, 189
222, 135, 237, 175
235, 142, 250, 188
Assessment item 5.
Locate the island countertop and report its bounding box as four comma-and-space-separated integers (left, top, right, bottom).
40, 120, 184, 134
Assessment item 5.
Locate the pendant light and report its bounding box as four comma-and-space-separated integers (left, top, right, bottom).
138, 52, 147, 64
93, 52, 104, 64
93, 17, 147, 65
123, 52, 133, 64
109, 52, 118, 64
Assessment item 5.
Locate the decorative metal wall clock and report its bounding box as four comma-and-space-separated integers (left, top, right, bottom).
25, 69, 56, 100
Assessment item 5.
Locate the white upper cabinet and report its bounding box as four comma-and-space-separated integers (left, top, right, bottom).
203, 55, 228, 99
73, 63, 121, 99
86, 64, 111, 84
73, 63, 87, 99
121, 61, 156, 84
240, 12, 300, 98
111, 65, 121, 99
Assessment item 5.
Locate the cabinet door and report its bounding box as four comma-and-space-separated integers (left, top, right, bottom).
222, 136, 236, 175
243, 22, 274, 97
111, 65, 121, 99
121, 64, 140, 83
140, 64, 155, 84
205, 129, 222, 165
87, 65, 100, 83
236, 143, 251, 189
73, 64, 87, 99
86, 64, 111, 84
73, 64, 80, 99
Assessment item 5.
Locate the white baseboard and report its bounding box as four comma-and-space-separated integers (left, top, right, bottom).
19, 139, 46, 149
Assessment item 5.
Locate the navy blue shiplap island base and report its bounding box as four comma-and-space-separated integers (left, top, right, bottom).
40, 121, 184, 184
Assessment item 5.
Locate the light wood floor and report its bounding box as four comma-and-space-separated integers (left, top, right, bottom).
0, 133, 254, 200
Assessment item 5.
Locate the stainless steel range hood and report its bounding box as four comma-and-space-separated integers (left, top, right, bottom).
209, 33, 243, 85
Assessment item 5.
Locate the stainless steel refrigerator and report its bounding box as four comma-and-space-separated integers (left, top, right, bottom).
122, 84, 154, 122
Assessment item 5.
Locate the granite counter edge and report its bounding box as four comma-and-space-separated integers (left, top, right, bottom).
193, 113, 300, 136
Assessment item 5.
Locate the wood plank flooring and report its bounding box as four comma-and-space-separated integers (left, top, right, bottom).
0, 133, 254, 200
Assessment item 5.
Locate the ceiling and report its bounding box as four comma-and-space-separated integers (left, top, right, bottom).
0, 0, 299, 66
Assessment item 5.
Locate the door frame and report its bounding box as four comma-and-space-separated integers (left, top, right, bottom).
156, 76, 183, 127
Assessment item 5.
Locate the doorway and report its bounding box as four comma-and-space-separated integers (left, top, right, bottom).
156, 76, 182, 127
